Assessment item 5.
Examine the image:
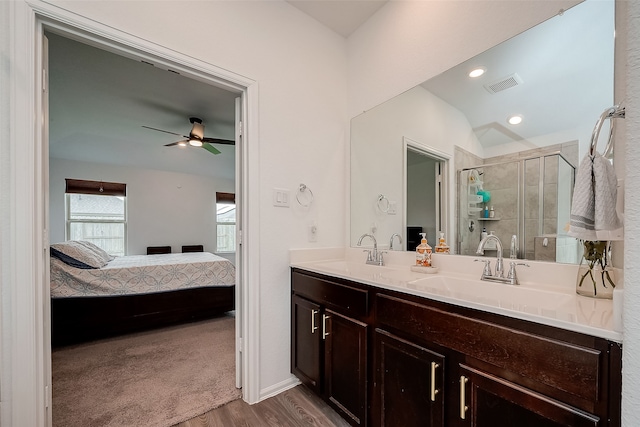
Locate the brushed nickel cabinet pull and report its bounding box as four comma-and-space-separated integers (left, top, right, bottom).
311, 309, 318, 334
430, 362, 440, 402
322, 314, 330, 340
460, 375, 469, 420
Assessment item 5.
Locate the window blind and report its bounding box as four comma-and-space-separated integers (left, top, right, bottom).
65, 179, 126, 197
216, 192, 235, 204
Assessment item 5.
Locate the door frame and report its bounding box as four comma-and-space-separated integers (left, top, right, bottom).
402, 137, 451, 251
6, 1, 261, 425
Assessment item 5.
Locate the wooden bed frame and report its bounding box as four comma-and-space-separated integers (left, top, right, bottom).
51, 285, 235, 347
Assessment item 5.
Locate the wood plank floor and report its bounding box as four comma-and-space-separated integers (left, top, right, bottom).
174, 385, 351, 427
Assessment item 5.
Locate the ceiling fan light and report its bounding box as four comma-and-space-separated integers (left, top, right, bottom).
178, 141, 187, 147
189, 137, 203, 147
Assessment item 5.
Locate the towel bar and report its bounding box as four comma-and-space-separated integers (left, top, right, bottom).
589, 105, 625, 158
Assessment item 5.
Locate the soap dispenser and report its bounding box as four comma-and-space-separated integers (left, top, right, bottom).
416, 233, 432, 267
435, 231, 450, 254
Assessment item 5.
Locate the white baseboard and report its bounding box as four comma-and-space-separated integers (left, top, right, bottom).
258, 375, 301, 402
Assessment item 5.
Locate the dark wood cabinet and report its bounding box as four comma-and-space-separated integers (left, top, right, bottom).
291, 271, 370, 426
457, 364, 600, 427
291, 294, 322, 393
373, 329, 445, 427
290, 268, 621, 427
325, 309, 368, 426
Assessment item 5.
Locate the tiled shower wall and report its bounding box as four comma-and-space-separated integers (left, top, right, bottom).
455, 142, 579, 261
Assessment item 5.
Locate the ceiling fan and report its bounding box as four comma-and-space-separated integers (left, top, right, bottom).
142, 117, 235, 155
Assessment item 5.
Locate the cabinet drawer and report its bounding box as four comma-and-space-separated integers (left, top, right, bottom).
292, 271, 369, 318
376, 293, 602, 404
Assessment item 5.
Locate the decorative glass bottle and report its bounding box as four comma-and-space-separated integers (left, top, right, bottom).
575, 240, 615, 299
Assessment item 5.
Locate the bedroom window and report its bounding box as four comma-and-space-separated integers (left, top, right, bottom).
65, 179, 127, 256
216, 192, 236, 253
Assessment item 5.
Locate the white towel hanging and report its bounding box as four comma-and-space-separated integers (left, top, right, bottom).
568, 152, 622, 240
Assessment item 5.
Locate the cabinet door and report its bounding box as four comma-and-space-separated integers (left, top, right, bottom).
291, 294, 322, 393
324, 308, 368, 426
457, 364, 600, 427
373, 329, 445, 427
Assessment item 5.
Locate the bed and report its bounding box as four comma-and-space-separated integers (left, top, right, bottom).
50, 241, 235, 346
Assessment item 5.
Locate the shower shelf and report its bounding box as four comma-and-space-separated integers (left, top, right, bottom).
467, 180, 484, 216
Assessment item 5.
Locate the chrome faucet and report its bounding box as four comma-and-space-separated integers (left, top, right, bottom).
510, 234, 518, 259
357, 233, 385, 266
476, 233, 505, 278
389, 233, 403, 251
476, 234, 529, 285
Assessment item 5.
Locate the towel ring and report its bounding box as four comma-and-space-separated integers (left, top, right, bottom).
589, 105, 625, 158
296, 184, 314, 207
377, 194, 390, 213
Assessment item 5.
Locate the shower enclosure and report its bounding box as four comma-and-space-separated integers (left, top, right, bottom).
457, 152, 580, 263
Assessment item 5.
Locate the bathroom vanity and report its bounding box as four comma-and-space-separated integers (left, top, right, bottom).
290, 258, 622, 427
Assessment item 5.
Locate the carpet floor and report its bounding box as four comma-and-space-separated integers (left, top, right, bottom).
52, 315, 241, 427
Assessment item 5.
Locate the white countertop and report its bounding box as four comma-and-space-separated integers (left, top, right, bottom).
290, 248, 622, 342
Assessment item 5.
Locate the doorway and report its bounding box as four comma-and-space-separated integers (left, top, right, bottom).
403, 137, 450, 251
33, 14, 258, 425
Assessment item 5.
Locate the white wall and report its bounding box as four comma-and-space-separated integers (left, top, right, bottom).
350, 85, 481, 247
0, 1, 10, 424
623, 1, 640, 424
49, 158, 234, 259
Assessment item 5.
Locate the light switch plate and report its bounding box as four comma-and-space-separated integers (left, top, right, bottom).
273, 188, 290, 207
308, 221, 318, 242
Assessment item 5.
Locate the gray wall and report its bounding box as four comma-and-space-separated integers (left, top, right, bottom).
50, 158, 235, 263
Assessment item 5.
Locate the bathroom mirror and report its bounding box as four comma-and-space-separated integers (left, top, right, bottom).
350, 0, 614, 263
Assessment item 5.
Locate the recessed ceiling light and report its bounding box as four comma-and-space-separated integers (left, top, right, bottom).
468, 68, 486, 78
508, 115, 523, 125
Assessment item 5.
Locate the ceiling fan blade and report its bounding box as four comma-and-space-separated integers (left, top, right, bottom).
165, 140, 188, 147
202, 137, 235, 145
202, 142, 221, 155
142, 125, 188, 138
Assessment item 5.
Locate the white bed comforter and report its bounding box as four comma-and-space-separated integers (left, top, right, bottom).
51, 252, 235, 298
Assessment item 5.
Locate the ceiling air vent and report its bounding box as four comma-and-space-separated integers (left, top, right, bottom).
484, 73, 523, 94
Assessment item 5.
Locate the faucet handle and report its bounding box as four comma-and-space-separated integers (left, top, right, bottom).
474, 259, 492, 277
377, 251, 387, 266
363, 249, 374, 262
507, 262, 530, 284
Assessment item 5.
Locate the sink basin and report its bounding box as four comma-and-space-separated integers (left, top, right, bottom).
407, 275, 574, 314
301, 261, 574, 317
307, 261, 423, 285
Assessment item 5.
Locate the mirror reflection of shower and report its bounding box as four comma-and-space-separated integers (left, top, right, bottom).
457, 150, 580, 263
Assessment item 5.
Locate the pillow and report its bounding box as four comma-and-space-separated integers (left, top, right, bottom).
75, 240, 115, 264
50, 241, 108, 269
